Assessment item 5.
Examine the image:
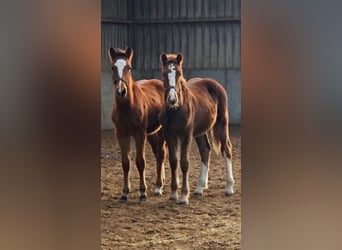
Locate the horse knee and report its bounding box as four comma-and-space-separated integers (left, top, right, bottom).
180, 158, 189, 172
136, 155, 145, 170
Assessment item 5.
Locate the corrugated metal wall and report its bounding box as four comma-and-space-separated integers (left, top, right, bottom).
101, 0, 241, 128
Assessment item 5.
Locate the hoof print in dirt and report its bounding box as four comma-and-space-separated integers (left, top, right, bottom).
139, 195, 147, 201
119, 196, 128, 203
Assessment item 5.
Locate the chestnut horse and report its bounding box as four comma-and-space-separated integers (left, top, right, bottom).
108, 47, 166, 202
159, 53, 234, 205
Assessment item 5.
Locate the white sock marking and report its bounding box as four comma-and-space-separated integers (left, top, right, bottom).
195, 162, 209, 194
114, 59, 126, 93
224, 153, 234, 195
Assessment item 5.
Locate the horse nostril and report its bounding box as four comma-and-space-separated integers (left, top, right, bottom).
121, 88, 127, 96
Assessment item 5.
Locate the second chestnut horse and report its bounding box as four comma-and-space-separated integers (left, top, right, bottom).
159, 52, 234, 205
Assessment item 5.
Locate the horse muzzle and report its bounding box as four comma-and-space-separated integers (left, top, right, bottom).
166, 95, 179, 109
116, 87, 127, 97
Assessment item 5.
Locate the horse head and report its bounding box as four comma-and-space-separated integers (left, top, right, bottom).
160, 52, 185, 109
108, 46, 133, 98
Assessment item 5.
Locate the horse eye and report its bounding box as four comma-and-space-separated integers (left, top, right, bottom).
113, 80, 118, 84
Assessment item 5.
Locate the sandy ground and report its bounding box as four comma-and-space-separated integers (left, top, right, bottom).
101, 126, 241, 249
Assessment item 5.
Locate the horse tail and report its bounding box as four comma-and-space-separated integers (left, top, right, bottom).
212, 129, 221, 155
211, 82, 229, 156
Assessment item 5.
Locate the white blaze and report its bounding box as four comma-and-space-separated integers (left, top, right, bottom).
114, 59, 126, 92
224, 153, 234, 195
167, 64, 177, 101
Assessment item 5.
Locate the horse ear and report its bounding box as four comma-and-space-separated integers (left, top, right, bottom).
108, 47, 116, 64
176, 53, 183, 65
125, 46, 133, 62
160, 53, 168, 66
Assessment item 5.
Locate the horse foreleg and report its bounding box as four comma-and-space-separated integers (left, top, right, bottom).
135, 134, 148, 201
179, 134, 192, 205
166, 135, 179, 201
147, 131, 166, 196
117, 135, 131, 202
194, 134, 211, 195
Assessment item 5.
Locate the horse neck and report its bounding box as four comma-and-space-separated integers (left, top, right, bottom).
178, 75, 188, 106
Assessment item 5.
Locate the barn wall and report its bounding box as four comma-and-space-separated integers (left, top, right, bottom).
101, 0, 241, 129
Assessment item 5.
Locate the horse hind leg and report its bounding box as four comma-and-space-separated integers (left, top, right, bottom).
213, 123, 235, 196
194, 134, 211, 196
147, 130, 166, 196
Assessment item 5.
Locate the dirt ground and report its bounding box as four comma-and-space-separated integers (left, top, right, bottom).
101, 126, 241, 250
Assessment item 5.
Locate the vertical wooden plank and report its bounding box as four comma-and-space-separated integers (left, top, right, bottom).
202, 23, 210, 68
123, 0, 127, 19
144, 25, 151, 70
187, 0, 194, 19
217, 0, 225, 18
143, 0, 151, 20
218, 23, 225, 68
224, 0, 233, 17
157, 0, 165, 20
179, 0, 187, 19
225, 23, 233, 68
209, 23, 218, 68
150, 25, 158, 69
209, 0, 217, 18
173, 24, 181, 54
202, 0, 209, 18
232, 23, 241, 68
194, 24, 202, 68
135, 0, 143, 20
187, 23, 195, 68
166, 24, 173, 53
165, 0, 172, 19
117, 0, 122, 19
150, 0, 157, 20
173, 0, 179, 19
194, 0, 202, 19
233, 0, 241, 17
135, 27, 142, 69
180, 24, 188, 68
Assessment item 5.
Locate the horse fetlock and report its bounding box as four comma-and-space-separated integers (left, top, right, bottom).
154, 187, 163, 196
169, 191, 178, 201
225, 179, 235, 196
139, 193, 147, 201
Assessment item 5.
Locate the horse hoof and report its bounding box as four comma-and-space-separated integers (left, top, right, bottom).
178, 200, 189, 206
169, 197, 177, 202
139, 195, 147, 201
194, 191, 203, 196
225, 190, 234, 196
119, 196, 128, 203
